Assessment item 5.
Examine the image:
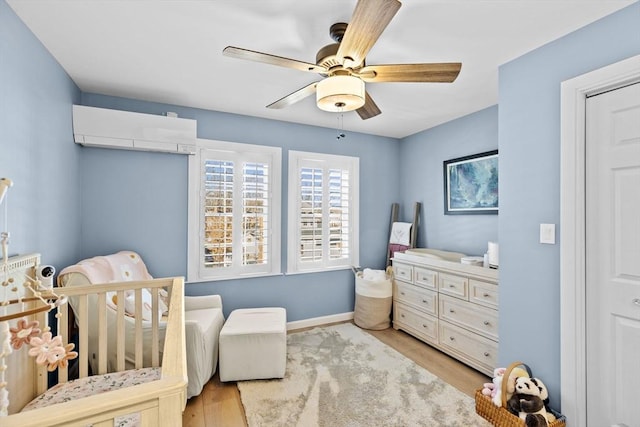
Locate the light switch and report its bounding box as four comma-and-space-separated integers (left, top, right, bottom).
540, 223, 556, 244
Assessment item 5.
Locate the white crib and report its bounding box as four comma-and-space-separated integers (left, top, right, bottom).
0, 254, 187, 427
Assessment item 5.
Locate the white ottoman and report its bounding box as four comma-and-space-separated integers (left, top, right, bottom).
219, 307, 287, 382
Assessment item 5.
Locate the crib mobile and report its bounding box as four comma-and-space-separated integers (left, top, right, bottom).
0, 177, 76, 416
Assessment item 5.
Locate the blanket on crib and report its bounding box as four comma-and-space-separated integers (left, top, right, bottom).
59, 251, 152, 283
59, 251, 167, 319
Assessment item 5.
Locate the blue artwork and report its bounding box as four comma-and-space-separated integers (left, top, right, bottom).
444, 151, 498, 214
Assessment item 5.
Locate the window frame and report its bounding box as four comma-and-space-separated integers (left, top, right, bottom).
287, 150, 359, 274
187, 139, 281, 282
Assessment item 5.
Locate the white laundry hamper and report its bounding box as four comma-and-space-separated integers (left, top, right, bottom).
353, 268, 393, 330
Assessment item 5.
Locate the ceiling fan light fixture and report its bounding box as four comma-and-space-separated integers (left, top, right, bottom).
316, 75, 365, 112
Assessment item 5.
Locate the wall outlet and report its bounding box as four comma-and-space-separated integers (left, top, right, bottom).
540, 223, 556, 244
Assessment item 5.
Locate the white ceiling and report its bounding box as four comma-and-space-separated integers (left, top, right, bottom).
7, 0, 635, 138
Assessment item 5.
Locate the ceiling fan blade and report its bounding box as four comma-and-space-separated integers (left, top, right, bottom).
266, 82, 319, 109
356, 91, 381, 120
358, 63, 462, 83
337, 0, 401, 69
223, 46, 328, 74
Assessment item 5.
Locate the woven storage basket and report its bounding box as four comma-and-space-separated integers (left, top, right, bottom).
475, 361, 566, 427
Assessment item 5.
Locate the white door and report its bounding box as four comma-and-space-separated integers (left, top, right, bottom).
586, 82, 640, 427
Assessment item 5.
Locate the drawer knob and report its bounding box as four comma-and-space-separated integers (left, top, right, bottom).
401, 292, 405, 295
483, 320, 490, 326
484, 352, 490, 357
449, 336, 455, 341
422, 324, 428, 328
401, 314, 405, 318
449, 284, 455, 288
483, 293, 490, 297
422, 299, 427, 303
449, 309, 455, 313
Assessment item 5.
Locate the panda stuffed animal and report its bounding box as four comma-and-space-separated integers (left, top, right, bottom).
506, 377, 549, 427
533, 377, 557, 424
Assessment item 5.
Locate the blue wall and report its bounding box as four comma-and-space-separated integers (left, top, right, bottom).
0, 1, 81, 268
79, 93, 400, 321
498, 2, 640, 408
399, 106, 499, 256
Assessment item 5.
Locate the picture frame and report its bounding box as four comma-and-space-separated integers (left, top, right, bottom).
443, 150, 498, 215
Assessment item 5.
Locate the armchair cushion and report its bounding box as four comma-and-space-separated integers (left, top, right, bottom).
122, 288, 168, 320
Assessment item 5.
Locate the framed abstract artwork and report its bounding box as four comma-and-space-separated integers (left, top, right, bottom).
443, 150, 498, 215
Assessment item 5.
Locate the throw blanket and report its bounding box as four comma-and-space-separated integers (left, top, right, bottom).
59, 251, 165, 320
389, 222, 412, 246
59, 251, 152, 283
388, 222, 412, 259
388, 243, 409, 259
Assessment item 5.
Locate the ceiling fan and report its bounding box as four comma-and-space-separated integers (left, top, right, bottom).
222, 0, 461, 120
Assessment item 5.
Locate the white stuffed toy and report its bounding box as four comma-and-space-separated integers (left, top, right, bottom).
490, 367, 506, 406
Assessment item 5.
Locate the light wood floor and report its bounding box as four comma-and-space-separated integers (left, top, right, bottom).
182, 323, 490, 427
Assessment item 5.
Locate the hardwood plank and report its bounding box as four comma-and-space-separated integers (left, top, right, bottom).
183, 323, 490, 426
182, 393, 205, 427
206, 374, 247, 427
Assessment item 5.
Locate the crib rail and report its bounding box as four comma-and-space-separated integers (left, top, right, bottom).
59, 279, 170, 380
2, 276, 187, 427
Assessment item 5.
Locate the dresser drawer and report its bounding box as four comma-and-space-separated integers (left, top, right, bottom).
469, 279, 499, 309
394, 281, 437, 316
439, 321, 497, 373
393, 263, 413, 283
439, 294, 498, 340
414, 266, 438, 290
394, 303, 438, 343
438, 273, 468, 299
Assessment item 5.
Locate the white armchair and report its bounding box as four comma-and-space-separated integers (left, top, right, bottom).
58, 251, 224, 398
184, 295, 224, 397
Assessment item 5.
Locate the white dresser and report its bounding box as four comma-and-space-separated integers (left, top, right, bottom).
392, 251, 498, 376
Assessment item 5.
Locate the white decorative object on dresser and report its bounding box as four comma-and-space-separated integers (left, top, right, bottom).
392, 249, 498, 376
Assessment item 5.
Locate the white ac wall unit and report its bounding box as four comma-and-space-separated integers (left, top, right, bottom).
72, 105, 197, 155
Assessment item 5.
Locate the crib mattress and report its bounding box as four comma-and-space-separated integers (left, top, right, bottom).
21, 367, 161, 426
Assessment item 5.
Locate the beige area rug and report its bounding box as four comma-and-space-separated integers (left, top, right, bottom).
237, 323, 491, 426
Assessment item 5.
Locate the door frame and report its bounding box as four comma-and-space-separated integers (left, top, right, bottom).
560, 54, 640, 426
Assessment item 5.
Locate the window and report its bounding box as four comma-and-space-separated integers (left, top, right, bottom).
188, 139, 281, 282
287, 151, 359, 273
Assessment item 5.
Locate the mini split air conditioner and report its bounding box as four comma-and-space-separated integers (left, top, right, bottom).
72, 105, 197, 154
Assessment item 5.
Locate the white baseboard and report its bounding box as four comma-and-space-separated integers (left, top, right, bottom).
287, 311, 354, 331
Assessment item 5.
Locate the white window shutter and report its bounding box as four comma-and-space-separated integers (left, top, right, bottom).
288, 151, 359, 274
188, 139, 281, 282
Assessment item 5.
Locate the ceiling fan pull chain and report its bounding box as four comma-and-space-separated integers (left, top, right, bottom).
336, 111, 346, 140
